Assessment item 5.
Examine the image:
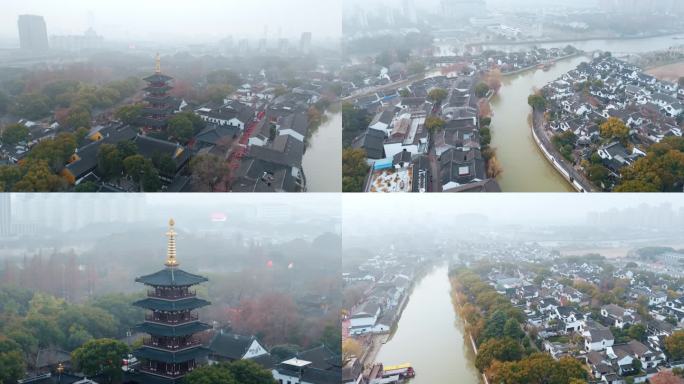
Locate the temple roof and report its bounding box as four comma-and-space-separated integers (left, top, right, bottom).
143, 73, 173, 83
145, 84, 172, 93
124, 371, 180, 384
133, 346, 209, 363
140, 117, 168, 128
135, 268, 208, 287
133, 297, 211, 311
136, 321, 211, 337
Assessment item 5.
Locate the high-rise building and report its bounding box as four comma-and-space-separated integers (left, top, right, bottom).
141, 54, 174, 130
50, 28, 104, 52
0, 194, 10, 237
128, 219, 211, 383
402, 0, 418, 24
300, 32, 312, 54
17, 15, 49, 51
440, 0, 487, 20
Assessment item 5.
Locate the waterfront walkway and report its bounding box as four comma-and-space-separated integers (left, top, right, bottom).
531, 108, 596, 192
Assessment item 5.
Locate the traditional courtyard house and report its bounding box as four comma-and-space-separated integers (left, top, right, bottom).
276, 111, 309, 143
601, 304, 640, 329
351, 129, 386, 165
368, 109, 395, 134
556, 306, 584, 333
271, 345, 341, 384
207, 331, 269, 364
439, 147, 486, 192
597, 141, 643, 174
665, 296, 684, 322
583, 328, 615, 351
349, 301, 381, 335
587, 350, 617, 382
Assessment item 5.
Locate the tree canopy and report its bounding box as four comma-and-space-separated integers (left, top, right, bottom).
1, 124, 29, 146
71, 338, 129, 382
616, 137, 684, 192
600, 117, 629, 141
342, 148, 369, 192
665, 331, 684, 361
425, 116, 446, 134
183, 359, 276, 384
428, 88, 448, 104
527, 94, 547, 110
0, 337, 25, 384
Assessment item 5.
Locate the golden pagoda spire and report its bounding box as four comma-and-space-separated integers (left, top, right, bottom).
155, 53, 161, 74
165, 218, 179, 267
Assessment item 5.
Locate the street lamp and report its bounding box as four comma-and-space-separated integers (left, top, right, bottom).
57, 363, 64, 383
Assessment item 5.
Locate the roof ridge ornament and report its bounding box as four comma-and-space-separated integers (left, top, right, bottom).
165, 218, 179, 267
155, 52, 161, 74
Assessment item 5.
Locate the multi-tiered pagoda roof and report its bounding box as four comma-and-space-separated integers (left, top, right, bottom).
130, 219, 211, 383
141, 54, 174, 129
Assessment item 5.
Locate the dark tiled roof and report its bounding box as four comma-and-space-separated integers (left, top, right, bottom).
135, 267, 208, 287
194, 124, 239, 146
143, 73, 174, 83
133, 297, 210, 311
134, 346, 209, 363
278, 112, 309, 137
351, 129, 385, 159
208, 332, 262, 360
136, 321, 211, 337
439, 148, 486, 187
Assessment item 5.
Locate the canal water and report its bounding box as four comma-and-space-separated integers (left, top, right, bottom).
302, 107, 342, 192
375, 265, 481, 384
490, 56, 588, 192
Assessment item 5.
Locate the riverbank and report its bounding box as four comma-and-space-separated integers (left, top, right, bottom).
531, 108, 594, 192
501, 52, 582, 77
449, 274, 488, 384
470, 31, 684, 48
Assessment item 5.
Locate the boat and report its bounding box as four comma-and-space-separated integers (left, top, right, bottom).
368, 363, 416, 384
383, 363, 416, 379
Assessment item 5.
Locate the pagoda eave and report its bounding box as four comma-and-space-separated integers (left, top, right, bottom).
136, 321, 212, 337
133, 297, 211, 311
134, 346, 210, 364
135, 268, 209, 287
144, 74, 174, 82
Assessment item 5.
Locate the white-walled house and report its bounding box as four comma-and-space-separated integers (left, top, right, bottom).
349, 302, 381, 335
207, 332, 269, 364
584, 328, 615, 351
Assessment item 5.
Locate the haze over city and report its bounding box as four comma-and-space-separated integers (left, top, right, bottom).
0, 0, 342, 45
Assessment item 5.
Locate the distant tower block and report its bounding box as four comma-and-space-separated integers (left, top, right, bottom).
300, 32, 312, 54
17, 15, 49, 51
141, 54, 174, 130
131, 219, 211, 383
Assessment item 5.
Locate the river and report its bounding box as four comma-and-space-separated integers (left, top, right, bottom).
375, 265, 481, 384
302, 107, 342, 192
487, 34, 684, 191
489, 56, 588, 192
480, 33, 684, 55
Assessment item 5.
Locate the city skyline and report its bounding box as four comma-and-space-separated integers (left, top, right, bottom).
0, 0, 342, 45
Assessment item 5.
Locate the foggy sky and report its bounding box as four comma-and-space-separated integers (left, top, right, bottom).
344, 0, 601, 12
1, 0, 341, 43
342, 194, 684, 231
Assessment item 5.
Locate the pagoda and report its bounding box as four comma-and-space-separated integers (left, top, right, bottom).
141, 54, 174, 130
131, 219, 211, 383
